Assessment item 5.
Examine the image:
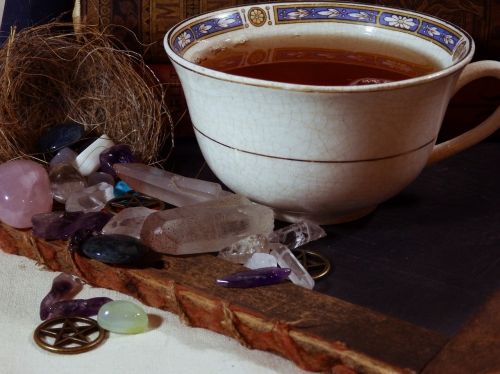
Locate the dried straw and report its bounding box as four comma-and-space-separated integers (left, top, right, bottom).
0, 23, 173, 164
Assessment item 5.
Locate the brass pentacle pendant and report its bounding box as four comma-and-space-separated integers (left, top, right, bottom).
292, 249, 331, 280
34, 316, 107, 354
105, 192, 166, 213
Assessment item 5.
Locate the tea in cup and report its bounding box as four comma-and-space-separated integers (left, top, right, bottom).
164, 2, 500, 224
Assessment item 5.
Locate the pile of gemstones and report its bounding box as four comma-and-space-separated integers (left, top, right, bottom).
0, 123, 327, 289
41, 273, 148, 334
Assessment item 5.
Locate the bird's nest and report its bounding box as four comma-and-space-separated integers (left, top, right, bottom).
0, 23, 173, 164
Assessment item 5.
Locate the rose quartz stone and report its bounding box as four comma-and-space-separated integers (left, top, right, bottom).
0, 159, 53, 228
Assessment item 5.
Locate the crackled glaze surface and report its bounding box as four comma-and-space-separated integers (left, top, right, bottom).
163, 2, 487, 224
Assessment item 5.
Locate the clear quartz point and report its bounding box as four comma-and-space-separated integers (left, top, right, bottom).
244, 253, 278, 269
101, 207, 155, 239
65, 182, 115, 213
218, 234, 269, 264
49, 163, 87, 203
268, 220, 326, 249
270, 243, 315, 289
140, 195, 274, 255
114, 163, 229, 207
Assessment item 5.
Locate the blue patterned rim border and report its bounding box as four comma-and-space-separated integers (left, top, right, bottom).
169, 2, 466, 58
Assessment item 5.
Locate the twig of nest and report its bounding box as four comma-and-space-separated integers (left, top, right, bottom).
0, 23, 173, 164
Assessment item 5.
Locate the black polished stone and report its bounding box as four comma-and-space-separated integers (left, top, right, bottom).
82, 234, 150, 265
38, 122, 85, 153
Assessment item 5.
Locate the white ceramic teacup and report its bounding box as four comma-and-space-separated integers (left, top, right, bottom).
164, 1, 500, 224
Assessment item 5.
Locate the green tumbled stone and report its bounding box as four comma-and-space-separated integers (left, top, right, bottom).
97, 300, 148, 334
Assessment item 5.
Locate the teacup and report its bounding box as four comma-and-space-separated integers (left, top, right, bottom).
164, 1, 500, 224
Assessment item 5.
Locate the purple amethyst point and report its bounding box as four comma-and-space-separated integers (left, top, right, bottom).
40, 273, 83, 320
216, 267, 291, 288
99, 144, 136, 177
46, 297, 113, 319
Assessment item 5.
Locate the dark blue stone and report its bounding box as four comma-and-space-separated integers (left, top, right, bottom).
81, 234, 150, 265
100, 144, 136, 177
38, 122, 85, 153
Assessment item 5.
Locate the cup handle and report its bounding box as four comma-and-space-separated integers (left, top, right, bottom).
427, 60, 500, 165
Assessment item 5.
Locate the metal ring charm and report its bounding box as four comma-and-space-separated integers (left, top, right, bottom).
105, 192, 166, 213
292, 249, 331, 280
34, 316, 107, 354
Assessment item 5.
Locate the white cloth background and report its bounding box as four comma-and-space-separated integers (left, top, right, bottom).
0, 251, 309, 374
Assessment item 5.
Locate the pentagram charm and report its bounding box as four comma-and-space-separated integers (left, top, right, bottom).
105, 192, 166, 213
34, 316, 107, 354
292, 249, 331, 280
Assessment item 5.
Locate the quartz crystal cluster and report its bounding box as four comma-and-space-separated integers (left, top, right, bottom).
0, 125, 328, 292
216, 220, 326, 289
140, 195, 275, 255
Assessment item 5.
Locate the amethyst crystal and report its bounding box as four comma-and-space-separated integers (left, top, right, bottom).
99, 144, 136, 177
40, 273, 83, 320
46, 297, 113, 319
32, 211, 113, 240
216, 267, 291, 288
69, 228, 96, 252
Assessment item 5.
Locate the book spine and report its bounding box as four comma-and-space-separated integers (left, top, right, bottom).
80, 0, 252, 62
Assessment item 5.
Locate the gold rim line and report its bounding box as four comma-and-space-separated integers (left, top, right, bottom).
193, 126, 436, 163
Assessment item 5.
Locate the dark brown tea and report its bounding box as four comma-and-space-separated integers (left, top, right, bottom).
198, 36, 439, 86
223, 60, 417, 86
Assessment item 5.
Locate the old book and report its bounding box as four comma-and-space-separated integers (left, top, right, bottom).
0, 222, 446, 373
77, 0, 499, 63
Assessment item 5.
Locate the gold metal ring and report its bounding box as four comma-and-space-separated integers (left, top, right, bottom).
292, 249, 331, 280
105, 192, 166, 213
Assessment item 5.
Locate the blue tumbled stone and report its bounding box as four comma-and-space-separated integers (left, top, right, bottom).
38, 122, 85, 153
81, 234, 150, 264
114, 181, 133, 197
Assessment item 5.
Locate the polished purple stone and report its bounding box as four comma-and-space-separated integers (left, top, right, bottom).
99, 144, 136, 177
32, 211, 113, 240
46, 297, 113, 319
69, 228, 95, 252
216, 267, 291, 288
40, 273, 83, 320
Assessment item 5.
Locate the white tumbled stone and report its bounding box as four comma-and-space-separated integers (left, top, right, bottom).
73, 134, 115, 176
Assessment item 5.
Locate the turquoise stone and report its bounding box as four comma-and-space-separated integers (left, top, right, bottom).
114, 180, 133, 197
97, 300, 148, 334
81, 234, 150, 264
38, 122, 85, 153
